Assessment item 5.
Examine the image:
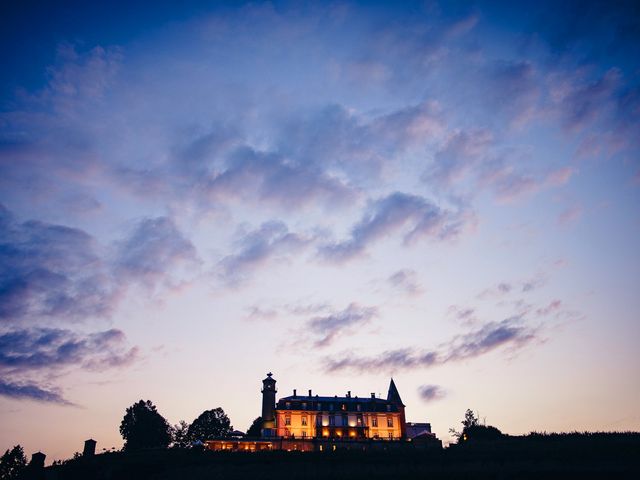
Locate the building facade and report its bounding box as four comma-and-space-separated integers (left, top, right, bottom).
262, 373, 407, 440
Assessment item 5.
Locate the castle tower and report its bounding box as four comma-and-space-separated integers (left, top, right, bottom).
261, 372, 277, 434
387, 378, 407, 439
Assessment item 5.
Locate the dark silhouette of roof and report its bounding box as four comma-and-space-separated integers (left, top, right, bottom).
387, 378, 404, 407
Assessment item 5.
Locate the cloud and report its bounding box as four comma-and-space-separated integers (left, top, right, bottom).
325, 316, 538, 373
0, 328, 138, 373
308, 303, 378, 348
0, 204, 117, 323
205, 146, 355, 209
447, 306, 478, 326
319, 192, 470, 263
418, 384, 446, 403
219, 221, 312, 284
114, 216, 199, 288
426, 129, 493, 187
0, 327, 138, 404
535, 299, 562, 317
387, 269, 423, 296
0, 379, 73, 406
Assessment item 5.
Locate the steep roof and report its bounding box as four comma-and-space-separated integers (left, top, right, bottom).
387, 378, 404, 407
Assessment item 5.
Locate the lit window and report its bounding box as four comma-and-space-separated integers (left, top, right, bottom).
387, 417, 393, 428
285, 416, 291, 426
357, 417, 363, 426
388, 432, 393, 440
341, 404, 346, 411
372, 417, 378, 427
302, 416, 308, 426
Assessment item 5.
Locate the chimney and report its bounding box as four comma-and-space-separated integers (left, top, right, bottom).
347, 391, 351, 398
30, 452, 46, 469
83, 439, 97, 457
371, 393, 375, 398
308, 389, 312, 397
293, 389, 297, 397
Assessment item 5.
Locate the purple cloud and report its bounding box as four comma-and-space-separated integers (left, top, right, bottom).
0, 380, 73, 406
219, 220, 311, 284
308, 303, 378, 348
388, 269, 423, 296
418, 384, 446, 403
319, 192, 470, 263
325, 316, 538, 373
0, 327, 138, 404
0, 204, 117, 323
114, 216, 199, 288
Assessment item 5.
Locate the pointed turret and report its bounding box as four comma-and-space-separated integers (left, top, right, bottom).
387, 378, 404, 407
387, 378, 407, 439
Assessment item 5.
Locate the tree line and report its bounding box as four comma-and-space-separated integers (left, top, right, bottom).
119, 399, 263, 450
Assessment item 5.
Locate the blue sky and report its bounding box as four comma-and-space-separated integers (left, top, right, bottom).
1, 0, 639, 459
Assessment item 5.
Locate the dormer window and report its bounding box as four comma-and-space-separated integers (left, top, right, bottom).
286, 402, 291, 409
356, 404, 361, 412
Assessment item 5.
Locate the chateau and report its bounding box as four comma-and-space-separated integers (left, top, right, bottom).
205, 373, 439, 452
262, 373, 406, 440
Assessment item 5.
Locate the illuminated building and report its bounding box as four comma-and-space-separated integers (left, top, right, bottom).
262, 373, 407, 440
205, 372, 441, 452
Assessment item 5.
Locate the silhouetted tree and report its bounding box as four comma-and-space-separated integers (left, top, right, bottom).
0, 445, 26, 480
187, 408, 232, 442
119, 400, 172, 451
171, 420, 191, 449
464, 424, 503, 441
246, 417, 263, 437
449, 409, 480, 442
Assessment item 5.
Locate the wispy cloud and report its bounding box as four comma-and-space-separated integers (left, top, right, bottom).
319, 192, 470, 263
387, 269, 423, 296
0, 327, 138, 404
309, 303, 378, 348
0, 379, 74, 406
219, 221, 312, 284
325, 316, 539, 373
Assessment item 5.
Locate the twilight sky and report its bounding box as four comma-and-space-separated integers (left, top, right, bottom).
1, 0, 639, 460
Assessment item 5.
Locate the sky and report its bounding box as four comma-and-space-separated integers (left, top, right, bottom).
1, 0, 639, 461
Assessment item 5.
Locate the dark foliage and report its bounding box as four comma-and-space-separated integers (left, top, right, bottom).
44, 433, 640, 480
245, 417, 262, 437
171, 421, 191, 449
186, 408, 232, 442
119, 400, 172, 451
0, 445, 26, 480
463, 424, 503, 441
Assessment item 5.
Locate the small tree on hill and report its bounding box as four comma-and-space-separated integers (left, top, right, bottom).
187, 408, 232, 442
0, 445, 27, 480
119, 400, 172, 451
171, 420, 191, 449
449, 409, 480, 442
246, 417, 263, 437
